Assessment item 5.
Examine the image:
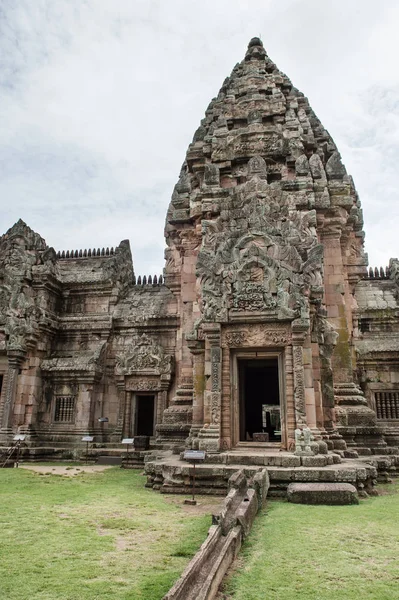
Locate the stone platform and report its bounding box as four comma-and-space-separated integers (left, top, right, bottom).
144, 450, 379, 498
0, 445, 152, 468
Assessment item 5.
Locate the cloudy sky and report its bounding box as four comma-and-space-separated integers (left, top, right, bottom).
1, 1, 398, 275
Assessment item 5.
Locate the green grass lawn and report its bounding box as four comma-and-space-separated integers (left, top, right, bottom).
0, 466, 212, 600
222, 482, 399, 600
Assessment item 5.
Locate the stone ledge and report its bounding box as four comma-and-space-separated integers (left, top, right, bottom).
287, 482, 359, 505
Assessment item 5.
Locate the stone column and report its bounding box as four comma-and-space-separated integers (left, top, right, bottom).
320, 215, 383, 451
123, 391, 133, 438
77, 383, 95, 435
187, 341, 205, 446
198, 323, 221, 453
0, 349, 26, 440
157, 383, 168, 429
109, 381, 126, 443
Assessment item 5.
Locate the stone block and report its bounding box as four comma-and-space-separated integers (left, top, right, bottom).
301, 455, 328, 467
293, 468, 321, 482
281, 455, 301, 468
227, 454, 264, 466
287, 482, 359, 505
251, 469, 270, 508
268, 468, 294, 481
263, 455, 283, 467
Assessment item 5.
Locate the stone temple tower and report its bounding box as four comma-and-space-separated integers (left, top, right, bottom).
162, 37, 384, 455
2, 38, 395, 463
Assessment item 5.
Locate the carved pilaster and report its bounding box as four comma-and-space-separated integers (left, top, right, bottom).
198, 323, 221, 452
107, 382, 125, 443
187, 340, 205, 443
123, 391, 132, 438
0, 349, 26, 437
157, 387, 168, 428
291, 321, 308, 427
292, 344, 306, 425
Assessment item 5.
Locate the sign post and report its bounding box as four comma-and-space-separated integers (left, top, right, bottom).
121, 438, 134, 463
13, 434, 26, 468
82, 436, 94, 464
183, 450, 206, 505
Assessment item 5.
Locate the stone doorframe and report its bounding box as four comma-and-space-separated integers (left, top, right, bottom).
116, 376, 168, 440
230, 349, 287, 449
220, 323, 294, 450
130, 391, 158, 437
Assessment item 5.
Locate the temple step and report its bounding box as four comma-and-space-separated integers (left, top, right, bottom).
287, 482, 359, 505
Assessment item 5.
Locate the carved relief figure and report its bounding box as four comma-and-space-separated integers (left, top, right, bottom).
115, 334, 173, 376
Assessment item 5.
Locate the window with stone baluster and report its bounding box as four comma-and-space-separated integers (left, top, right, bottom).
54, 396, 76, 423
374, 391, 399, 420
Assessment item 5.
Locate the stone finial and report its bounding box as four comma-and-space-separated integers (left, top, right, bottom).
193, 125, 206, 143
245, 37, 266, 60
204, 164, 220, 187
248, 37, 263, 48
248, 155, 267, 180
326, 151, 347, 180
309, 153, 326, 180
295, 154, 310, 176
248, 109, 263, 125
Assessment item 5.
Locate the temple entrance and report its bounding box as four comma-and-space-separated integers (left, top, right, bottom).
135, 394, 155, 436
238, 358, 281, 443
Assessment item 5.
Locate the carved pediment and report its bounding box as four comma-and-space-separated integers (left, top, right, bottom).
41, 342, 107, 374
115, 334, 173, 376
196, 178, 323, 322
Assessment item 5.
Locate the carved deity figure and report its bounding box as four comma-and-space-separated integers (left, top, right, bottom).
294, 425, 314, 456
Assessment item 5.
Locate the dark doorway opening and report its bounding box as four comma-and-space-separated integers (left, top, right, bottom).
135, 395, 155, 436
238, 358, 281, 442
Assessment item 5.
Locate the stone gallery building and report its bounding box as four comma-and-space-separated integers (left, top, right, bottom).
1, 38, 399, 459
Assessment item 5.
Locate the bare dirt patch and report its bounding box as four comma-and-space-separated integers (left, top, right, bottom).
163, 494, 224, 517
20, 464, 113, 477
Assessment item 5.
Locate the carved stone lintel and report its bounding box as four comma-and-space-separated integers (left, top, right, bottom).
222, 324, 290, 348
225, 331, 247, 346
125, 379, 161, 392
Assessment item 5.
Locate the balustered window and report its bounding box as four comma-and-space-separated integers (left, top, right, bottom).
54, 396, 75, 423
374, 391, 399, 420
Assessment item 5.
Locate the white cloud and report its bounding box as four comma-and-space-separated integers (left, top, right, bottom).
0, 0, 398, 273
